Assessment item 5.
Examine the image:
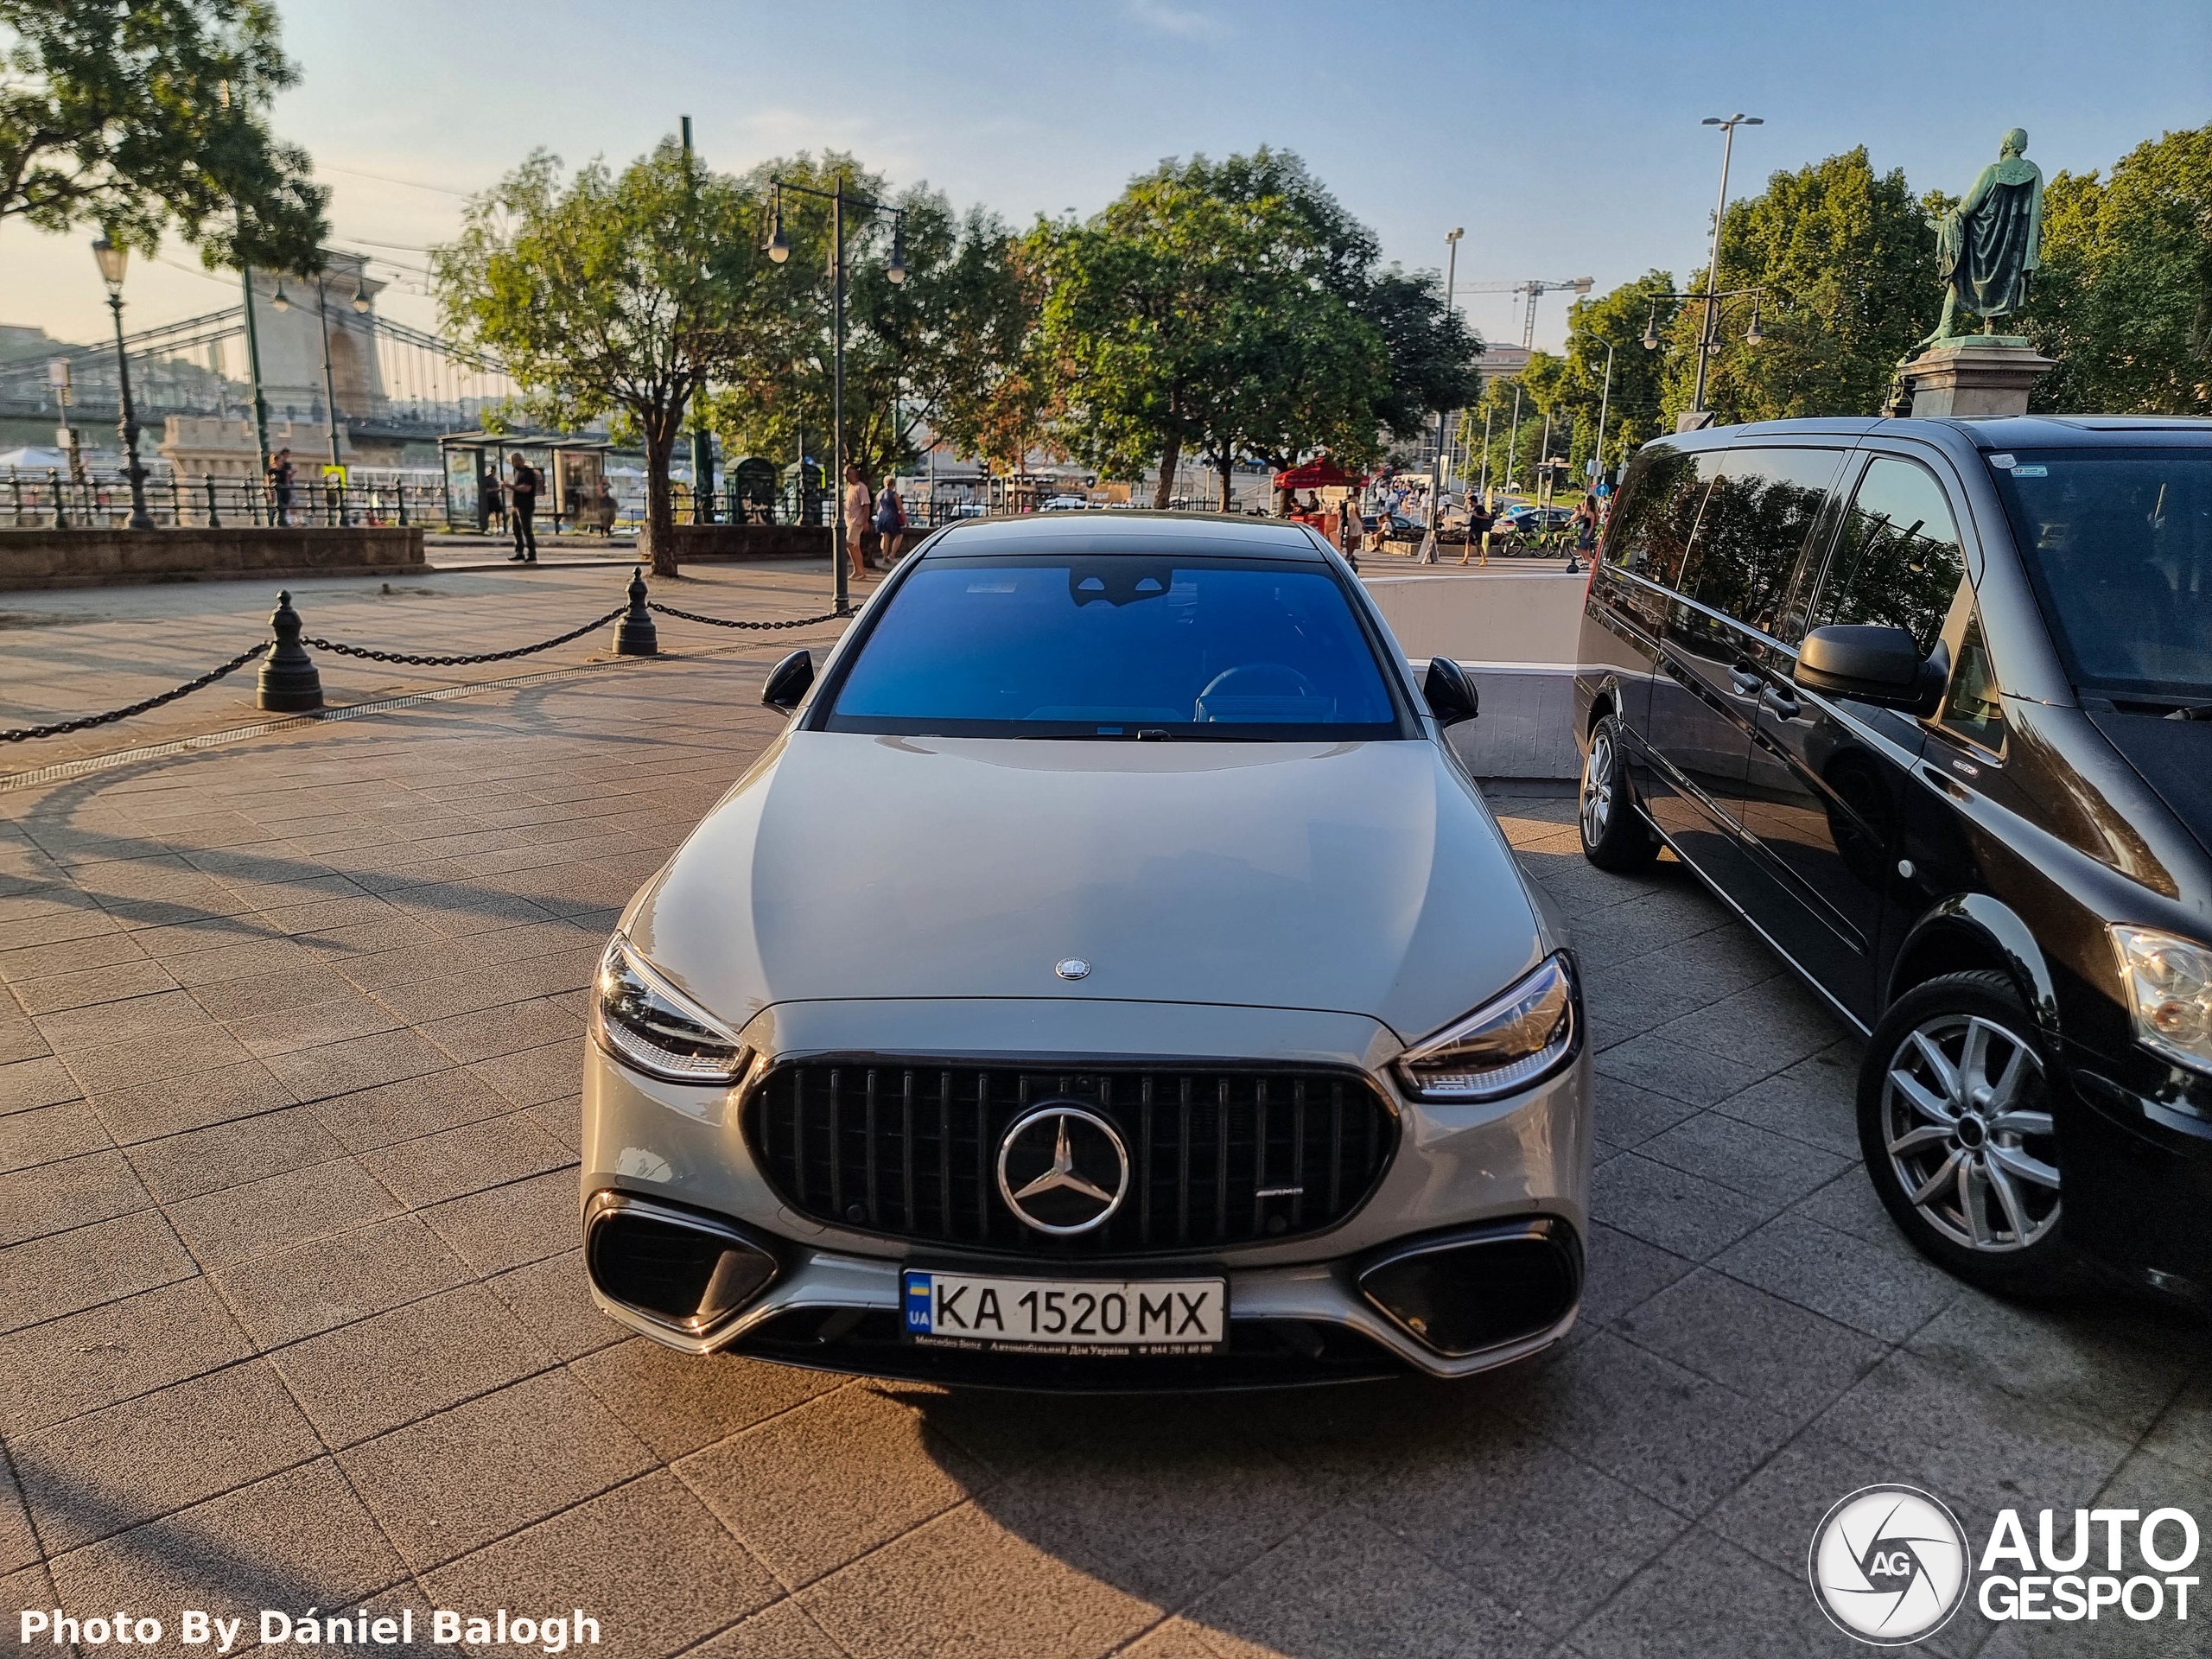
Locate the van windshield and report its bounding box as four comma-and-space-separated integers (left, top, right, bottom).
824, 556, 1404, 740
1991, 449, 2212, 706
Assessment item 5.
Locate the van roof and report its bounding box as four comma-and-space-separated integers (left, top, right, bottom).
1644, 414, 2212, 457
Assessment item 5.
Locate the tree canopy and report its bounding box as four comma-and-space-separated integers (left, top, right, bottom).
2029, 124, 2212, 416
433, 142, 780, 575
0, 0, 326, 271
1663, 146, 1933, 428
1038, 148, 1478, 508
698, 151, 1042, 492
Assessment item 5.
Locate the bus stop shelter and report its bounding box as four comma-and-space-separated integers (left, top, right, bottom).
439, 432, 613, 532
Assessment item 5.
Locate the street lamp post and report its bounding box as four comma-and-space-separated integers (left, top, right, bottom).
767, 176, 906, 615
91, 237, 156, 531
1503, 381, 1524, 495
1592, 341, 1615, 494
314, 268, 346, 522
1478, 404, 1494, 505
1691, 114, 1762, 420
1431, 227, 1464, 536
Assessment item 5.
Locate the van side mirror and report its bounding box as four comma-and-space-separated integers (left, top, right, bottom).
1423, 656, 1480, 727
762, 649, 814, 712
1795, 626, 1945, 715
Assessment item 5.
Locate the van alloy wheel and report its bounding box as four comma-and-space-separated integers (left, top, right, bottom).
1580, 728, 1615, 844
1879, 1010, 2060, 1253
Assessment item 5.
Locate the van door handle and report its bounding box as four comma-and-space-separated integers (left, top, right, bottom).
1919, 763, 1970, 801
1763, 685, 1801, 719
1728, 667, 1764, 695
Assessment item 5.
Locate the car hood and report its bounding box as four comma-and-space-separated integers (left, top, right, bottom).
2088, 710, 2212, 864
624, 732, 1549, 1046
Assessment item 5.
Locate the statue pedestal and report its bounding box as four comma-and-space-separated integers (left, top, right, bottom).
1898, 339, 2055, 417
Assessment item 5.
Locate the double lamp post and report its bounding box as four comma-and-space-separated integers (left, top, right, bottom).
766, 177, 906, 615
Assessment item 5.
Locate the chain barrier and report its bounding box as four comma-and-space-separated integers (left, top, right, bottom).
1, 642, 271, 744
304, 606, 628, 666
647, 601, 849, 631
4, 575, 852, 747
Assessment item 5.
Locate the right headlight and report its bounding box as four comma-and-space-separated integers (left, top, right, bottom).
2109, 926, 2212, 1075
1395, 953, 1579, 1103
591, 934, 752, 1085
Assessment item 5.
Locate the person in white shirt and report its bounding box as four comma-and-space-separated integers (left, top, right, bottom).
842, 466, 872, 582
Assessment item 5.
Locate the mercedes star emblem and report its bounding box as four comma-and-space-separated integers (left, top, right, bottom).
1054, 957, 1090, 980
996, 1104, 1130, 1235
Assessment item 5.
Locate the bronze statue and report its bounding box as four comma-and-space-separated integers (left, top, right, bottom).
1914, 129, 2045, 349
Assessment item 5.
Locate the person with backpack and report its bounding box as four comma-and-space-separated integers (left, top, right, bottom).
506, 452, 539, 563
874, 478, 908, 565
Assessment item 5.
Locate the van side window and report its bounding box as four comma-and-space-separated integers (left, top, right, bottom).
1808, 456, 1965, 653
1938, 610, 2005, 751
1606, 446, 1715, 591
1680, 448, 1843, 638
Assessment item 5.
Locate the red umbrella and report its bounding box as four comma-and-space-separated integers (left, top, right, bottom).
1271, 457, 1366, 490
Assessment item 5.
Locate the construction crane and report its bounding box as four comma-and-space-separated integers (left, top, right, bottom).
1458, 277, 1598, 351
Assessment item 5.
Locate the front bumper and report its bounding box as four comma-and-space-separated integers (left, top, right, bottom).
577, 995, 1592, 1385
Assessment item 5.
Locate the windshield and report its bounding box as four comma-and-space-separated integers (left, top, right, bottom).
823, 555, 1404, 739
1992, 448, 2212, 702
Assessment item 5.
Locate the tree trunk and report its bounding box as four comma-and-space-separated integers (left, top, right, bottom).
1152, 430, 1180, 510
1217, 456, 1235, 513
644, 425, 678, 579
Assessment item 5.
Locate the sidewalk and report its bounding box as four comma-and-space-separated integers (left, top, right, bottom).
0, 562, 855, 772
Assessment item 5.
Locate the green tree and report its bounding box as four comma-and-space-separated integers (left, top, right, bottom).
1659, 147, 1933, 427
434, 142, 779, 576
1, 0, 326, 270
1041, 148, 1478, 509
2029, 124, 2212, 415
699, 152, 1043, 494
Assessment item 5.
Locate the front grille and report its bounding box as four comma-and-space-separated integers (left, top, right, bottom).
747, 1061, 1397, 1256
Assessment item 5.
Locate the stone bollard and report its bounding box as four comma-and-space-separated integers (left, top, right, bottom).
613, 566, 659, 657
257, 589, 325, 711
48, 467, 66, 529
204, 474, 222, 530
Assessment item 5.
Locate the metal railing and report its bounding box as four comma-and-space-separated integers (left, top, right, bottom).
4, 467, 443, 531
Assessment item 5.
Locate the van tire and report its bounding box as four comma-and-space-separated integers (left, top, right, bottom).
1579, 714, 1660, 872
1857, 970, 2086, 1300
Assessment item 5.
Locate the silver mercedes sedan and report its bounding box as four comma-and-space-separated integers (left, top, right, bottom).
580, 512, 1590, 1388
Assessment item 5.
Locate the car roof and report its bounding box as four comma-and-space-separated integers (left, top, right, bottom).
918, 510, 1330, 561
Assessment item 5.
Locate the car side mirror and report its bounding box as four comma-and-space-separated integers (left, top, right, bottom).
762, 649, 814, 712
1795, 626, 1944, 715
1423, 656, 1480, 727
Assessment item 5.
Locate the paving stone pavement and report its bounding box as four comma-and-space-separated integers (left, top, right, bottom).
0, 628, 2206, 1659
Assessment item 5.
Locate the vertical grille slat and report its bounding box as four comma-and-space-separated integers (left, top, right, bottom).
750, 1060, 1393, 1257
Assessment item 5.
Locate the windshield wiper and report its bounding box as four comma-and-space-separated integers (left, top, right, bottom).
2164, 702, 2212, 722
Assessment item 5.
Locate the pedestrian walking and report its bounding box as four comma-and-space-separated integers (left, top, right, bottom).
266, 448, 294, 526
1459, 497, 1496, 567
843, 466, 872, 582
874, 478, 907, 565
506, 451, 539, 563
1573, 495, 1599, 554
480, 467, 504, 535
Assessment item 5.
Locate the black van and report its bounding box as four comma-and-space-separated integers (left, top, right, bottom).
1573, 415, 2211, 1305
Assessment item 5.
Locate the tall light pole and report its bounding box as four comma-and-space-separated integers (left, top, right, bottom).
768, 175, 906, 614
1592, 340, 1615, 494
1430, 226, 1463, 531
91, 237, 156, 531
1692, 113, 1762, 420
1503, 380, 1524, 495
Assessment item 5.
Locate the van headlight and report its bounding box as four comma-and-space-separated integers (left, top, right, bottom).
1395, 954, 1579, 1102
592, 935, 752, 1084
2110, 926, 2212, 1075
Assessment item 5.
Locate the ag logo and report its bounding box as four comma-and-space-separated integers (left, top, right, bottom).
1809, 1485, 1970, 1645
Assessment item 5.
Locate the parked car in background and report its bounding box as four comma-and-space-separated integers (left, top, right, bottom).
1041, 495, 1092, 512
1575, 414, 2212, 1307
582, 512, 1591, 1388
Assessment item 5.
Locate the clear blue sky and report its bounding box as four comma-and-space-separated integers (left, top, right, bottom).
3, 0, 2205, 351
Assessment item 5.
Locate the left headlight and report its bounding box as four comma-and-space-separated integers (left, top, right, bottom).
592, 934, 752, 1085
2110, 925, 2212, 1075
1395, 953, 1579, 1103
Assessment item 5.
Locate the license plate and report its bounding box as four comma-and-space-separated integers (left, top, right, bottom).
901, 1269, 1226, 1356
